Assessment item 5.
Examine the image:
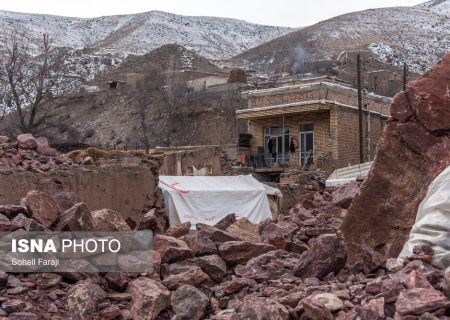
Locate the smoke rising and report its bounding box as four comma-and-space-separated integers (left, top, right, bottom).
291, 44, 311, 74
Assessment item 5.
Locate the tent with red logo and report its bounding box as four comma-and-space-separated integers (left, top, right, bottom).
158, 175, 282, 229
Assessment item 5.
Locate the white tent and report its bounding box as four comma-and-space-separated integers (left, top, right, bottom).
158, 175, 282, 228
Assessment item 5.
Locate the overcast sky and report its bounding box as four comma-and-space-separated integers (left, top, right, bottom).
0, 0, 425, 27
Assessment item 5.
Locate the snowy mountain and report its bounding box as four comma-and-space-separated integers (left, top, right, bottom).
420, 0, 450, 14
0, 10, 291, 59
233, 1, 450, 74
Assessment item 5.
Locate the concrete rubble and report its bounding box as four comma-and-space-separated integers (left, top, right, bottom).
0, 184, 448, 319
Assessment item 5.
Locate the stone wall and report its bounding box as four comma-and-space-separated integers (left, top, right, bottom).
0, 160, 164, 224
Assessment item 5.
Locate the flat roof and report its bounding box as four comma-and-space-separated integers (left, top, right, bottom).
236, 99, 390, 120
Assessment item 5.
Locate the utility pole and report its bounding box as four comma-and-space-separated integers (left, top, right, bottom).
403, 62, 408, 91
357, 53, 364, 164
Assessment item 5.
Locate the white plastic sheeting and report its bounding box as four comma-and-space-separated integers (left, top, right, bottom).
158, 175, 282, 228
399, 165, 450, 272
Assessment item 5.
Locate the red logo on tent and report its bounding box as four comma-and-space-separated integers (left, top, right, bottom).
169, 183, 189, 195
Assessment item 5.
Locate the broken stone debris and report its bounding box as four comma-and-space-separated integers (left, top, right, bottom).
0, 134, 74, 172
0, 183, 447, 319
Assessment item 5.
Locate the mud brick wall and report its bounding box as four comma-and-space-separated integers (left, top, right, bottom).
0, 161, 164, 223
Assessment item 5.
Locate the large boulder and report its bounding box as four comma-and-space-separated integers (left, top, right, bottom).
56, 202, 94, 231
171, 285, 209, 320
126, 277, 170, 320
162, 265, 209, 290
53, 191, 83, 213
395, 288, 449, 315
196, 254, 227, 282
342, 52, 450, 262
196, 223, 240, 243
184, 231, 217, 256
67, 280, 106, 320
153, 235, 193, 263
294, 234, 347, 280
90, 208, 131, 231
331, 181, 359, 209
25, 190, 59, 227
225, 218, 260, 242
165, 222, 191, 238
17, 134, 38, 149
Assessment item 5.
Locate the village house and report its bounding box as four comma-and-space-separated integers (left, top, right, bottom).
236, 80, 392, 174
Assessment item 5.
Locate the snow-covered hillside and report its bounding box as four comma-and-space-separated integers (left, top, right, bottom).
0, 10, 291, 59
420, 0, 450, 15
234, 2, 450, 74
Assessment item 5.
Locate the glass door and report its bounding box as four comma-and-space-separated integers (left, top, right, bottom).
299, 123, 314, 166
264, 126, 289, 166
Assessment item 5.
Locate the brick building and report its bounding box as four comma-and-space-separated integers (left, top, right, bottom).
236, 81, 392, 173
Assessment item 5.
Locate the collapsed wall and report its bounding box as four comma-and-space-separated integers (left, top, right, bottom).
342, 52, 450, 263
0, 135, 164, 223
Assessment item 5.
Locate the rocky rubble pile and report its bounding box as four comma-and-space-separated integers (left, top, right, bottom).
0, 134, 75, 173
0, 182, 448, 320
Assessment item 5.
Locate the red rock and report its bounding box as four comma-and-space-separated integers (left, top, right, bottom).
196, 254, 227, 282
165, 222, 191, 238
403, 270, 433, 289
214, 213, 236, 230
53, 191, 83, 213
137, 208, 168, 233
395, 288, 449, 315
171, 285, 209, 320
1, 299, 26, 313
67, 280, 106, 320
218, 241, 276, 265
153, 234, 193, 263
17, 134, 38, 149
11, 213, 48, 231
225, 218, 260, 242
360, 244, 387, 275
0, 214, 10, 231
331, 180, 359, 209
342, 53, 450, 262
240, 296, 289, 320
25, 190, 59, 227
184, 231, 217, 256
260, 221, 299, 243
234, 250, 302, 281
213, 277, 257, 298
302, 296, 334, 320
0, 272, 8, 287
162, 266, 209, 290
0, 205, 28, 219
55, 202, 94, 231
36, 137, 57, 156
101, 305, 122, 320
105, 272, 128, 292
196, 223, 240, 243
126, 277, 170, 320
90, 208, 131, 231
294, 234, 347, 280
363, 297, 385, 319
